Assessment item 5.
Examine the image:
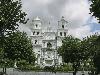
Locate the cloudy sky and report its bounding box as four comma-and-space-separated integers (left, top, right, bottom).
19, 0, 100, 39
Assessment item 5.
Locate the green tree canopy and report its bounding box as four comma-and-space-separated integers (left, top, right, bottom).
92, 36, 100, 74
0, 0, 28, 37
0, 0, 28, 52
81, 34, 100, 74
4, 31, 36, 64
0, 0, 28, 72
89, 0, 100, 22
81, 34, 98, 59
58, 36, 81, 63
58, 35, 82, 75
58, 34, 100, 74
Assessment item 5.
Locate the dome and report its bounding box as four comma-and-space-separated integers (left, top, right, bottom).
34, 16, 40, 21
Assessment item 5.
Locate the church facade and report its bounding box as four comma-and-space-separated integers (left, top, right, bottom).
30, 16, 68, 67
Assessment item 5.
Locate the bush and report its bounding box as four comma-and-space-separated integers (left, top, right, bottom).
0, 59, 14, 68
16, 60, 43, 71
43, 66, 55, 72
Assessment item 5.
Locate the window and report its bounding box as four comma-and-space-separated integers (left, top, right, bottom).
38, 51, 40, 52
47, 42, 52, 48
60, 32, 62, 36
48, 56, 50, 58
62, 25, 64, 28
36, 24, 38, 28
64, 32, 66, 36
33, 31, 35, 35
37, 32, 39, 35
43, 42, 45, 46
35, 40, 37, 44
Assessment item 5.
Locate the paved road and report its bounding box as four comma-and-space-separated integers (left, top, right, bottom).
7, 71, 89, 75
0, 68, 89, 75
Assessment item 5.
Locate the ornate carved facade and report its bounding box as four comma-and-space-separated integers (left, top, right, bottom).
30, 16, 68, 67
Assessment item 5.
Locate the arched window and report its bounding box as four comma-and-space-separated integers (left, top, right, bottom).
47, 42, 52, 48
60, 32, 62, 36
62, 25, 64, 28
36, 24, 38, 28
64, 32, 66, 36
35, 40, 37, 44
33, 31, 35, 35
37, 32, 39, 35
43, 42, 45, 46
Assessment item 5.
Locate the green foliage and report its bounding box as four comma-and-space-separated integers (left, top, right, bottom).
4, 31, 36, 64
0, 0, 28, 68
81, 34, 98, 59
58, 35, 100, 74
58, 35, 82, 75
80, 34, 100, 74
92, 36, 100, 74
93, 53, 100, 74
17, 60, 31, 71
0, 0, 28, 37
81, 34, 99, 64
58, 35, 81, 63
58, 35, 82, 64
43, 66, 55, 72
0, 59, 14, 68
89, 0, 100, 22
0, 48, 4, 60
17, 60, 42, 71
55, 64, 73, 72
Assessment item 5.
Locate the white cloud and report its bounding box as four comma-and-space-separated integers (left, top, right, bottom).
62, 0, 90, 28
68, 25, 91, 39
19, 0, 99, 39
60, 0, 93, 38
90, 16, 99, 23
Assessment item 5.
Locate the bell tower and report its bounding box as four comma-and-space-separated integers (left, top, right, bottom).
57, 16, 68, 37
30, 16, 42, 65
32, 16, 42, 29
57, 16, 68, 46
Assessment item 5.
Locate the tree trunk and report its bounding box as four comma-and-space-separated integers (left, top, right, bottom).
72, 63, 78, 75
4, 67, 6, 74
73, 68, 77, 75
73, 72, 76, 75
3, 67, 4, 73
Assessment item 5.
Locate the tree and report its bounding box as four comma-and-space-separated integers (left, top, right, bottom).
92, 36, 100, 75
4, 31, 36, 65
0, 0, 28, 72
81, 34, 100, 75
58, 34, 100, 75
81, 34, 99, 74
93, 52, 100, 75
0, 0, 28, 55
89, 0, 100, 23
58, 35, 84, 75
81, 34, 98, 59
0, 0, 28, 37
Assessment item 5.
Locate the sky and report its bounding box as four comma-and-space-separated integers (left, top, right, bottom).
19, 0, 100, 39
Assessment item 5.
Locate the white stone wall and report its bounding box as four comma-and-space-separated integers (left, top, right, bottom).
30, 16, 68, 67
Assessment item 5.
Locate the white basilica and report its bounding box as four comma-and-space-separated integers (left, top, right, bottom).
30, 16, 68, 67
